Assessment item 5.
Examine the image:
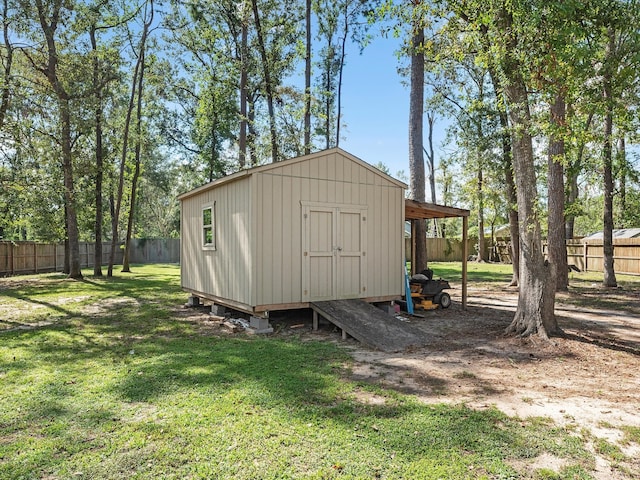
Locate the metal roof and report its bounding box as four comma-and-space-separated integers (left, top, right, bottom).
583, 228, 640, 240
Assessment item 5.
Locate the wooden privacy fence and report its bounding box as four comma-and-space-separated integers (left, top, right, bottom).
0, 239, 180, 276
565, 238, 640, 276
405, 237, 487, 262
406, 236, 640, 276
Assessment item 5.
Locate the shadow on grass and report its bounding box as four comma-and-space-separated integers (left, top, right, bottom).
1, 315, 593, 477
0, 264, 620, 477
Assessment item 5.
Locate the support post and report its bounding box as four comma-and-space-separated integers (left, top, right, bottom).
411, 220, 417, 276
249, 315, 273, 334
312, 310, 318, 331
462, 216, 468, 310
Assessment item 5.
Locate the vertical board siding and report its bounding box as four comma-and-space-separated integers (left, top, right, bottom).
181, 178, 252, 306
181, 150, 406, 310
254, 151, 404, 305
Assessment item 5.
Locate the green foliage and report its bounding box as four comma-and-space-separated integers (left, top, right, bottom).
1, 0, 640, 263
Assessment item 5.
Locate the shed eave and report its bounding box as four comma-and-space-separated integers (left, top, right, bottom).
177, 170, 251, 201
405, 199, 470, 220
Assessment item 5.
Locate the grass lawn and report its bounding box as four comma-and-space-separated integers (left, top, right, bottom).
0, 264, 601, 479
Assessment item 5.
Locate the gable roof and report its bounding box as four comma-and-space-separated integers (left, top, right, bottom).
178, 147, 407, 201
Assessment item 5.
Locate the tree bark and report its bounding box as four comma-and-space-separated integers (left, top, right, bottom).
498, 9, 557, 338
602, 28, 617, 288
408, 20, 427, 273
505, 158, 519, 285
304, 0, 311, 154
59, 97, 82, 278
251, 0, 278, 162
564, 111, 593, 240
547, 93, 568, 291
335, 3, 348, 147
247, 96, 258, 166
122, 40, 146, 273
239, 10, 248, 167
476, 166, 485, 262
618, 137, 626, 217
488, 66, 519, 285
90, 25, 103, 276
0, 0, 13, 129
108, 3, 150, 276
35, 0, 82, 279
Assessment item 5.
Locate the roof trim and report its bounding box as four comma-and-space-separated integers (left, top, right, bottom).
405, 199, 470, 220
177, 147, 407, 201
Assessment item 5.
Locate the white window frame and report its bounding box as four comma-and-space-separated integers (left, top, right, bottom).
202, 202, 216, 250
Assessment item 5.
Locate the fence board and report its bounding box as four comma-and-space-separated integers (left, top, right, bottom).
0, 239, 180, 276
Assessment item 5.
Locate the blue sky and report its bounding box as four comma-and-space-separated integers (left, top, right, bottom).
338, 32, 448, 181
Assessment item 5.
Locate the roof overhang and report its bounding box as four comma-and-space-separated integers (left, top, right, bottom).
405, 199, 470, 220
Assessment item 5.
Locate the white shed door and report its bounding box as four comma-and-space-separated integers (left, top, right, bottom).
302, 204, 367, 302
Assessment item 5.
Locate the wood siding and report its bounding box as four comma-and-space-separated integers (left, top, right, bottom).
253, 150, 404, 306
181, 177, 253, 308
180, 149, 406, 311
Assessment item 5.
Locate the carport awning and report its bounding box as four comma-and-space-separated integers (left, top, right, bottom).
404, 199, 470, 310
405, 199, 470, 220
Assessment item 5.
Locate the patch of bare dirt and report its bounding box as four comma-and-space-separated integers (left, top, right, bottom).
271, 285, 639, 478
176, 285, 640, 478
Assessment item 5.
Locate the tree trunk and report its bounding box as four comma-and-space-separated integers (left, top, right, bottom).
426, 113, 436, 203
425, 113, 437, 236
488, 66, 519, 285
476, 166, 485, 262
408, 21, 427, 273
251, 0, 278, 162
122, 42, 146, 273
498, 9, 557, 338
239, 12, 248, 167
335, 3, 348, 147
504, 78, 557, 338
90, 25, 103, 277
304, 0, 311, 154
247, 96, 258, 166
602, 28, 617, 288
324, 44, 333, 150
565, 111, 593, 240
108, 4, 151, 276
59, 97, 82, 278
0, 0, 13, 129
547, 93, 568, 291
504, 140, 519, 286
35, 0, 82, 279
618, 137, 626, 218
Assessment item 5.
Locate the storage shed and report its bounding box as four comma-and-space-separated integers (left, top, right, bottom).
178, 148, 407, 316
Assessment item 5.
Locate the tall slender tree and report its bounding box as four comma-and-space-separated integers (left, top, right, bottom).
27, 0, 83, 278
304, 0, 312, 154
108, 0, 153, 276
547, 92, 569, 291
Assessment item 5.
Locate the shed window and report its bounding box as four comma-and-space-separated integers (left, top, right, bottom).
203, 204, 216, 248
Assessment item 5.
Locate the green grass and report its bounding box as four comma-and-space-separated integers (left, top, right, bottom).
429, 262, 515, 284
0, 264, 599, 479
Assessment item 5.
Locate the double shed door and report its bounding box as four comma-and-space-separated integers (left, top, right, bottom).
302, 203, 367, 302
